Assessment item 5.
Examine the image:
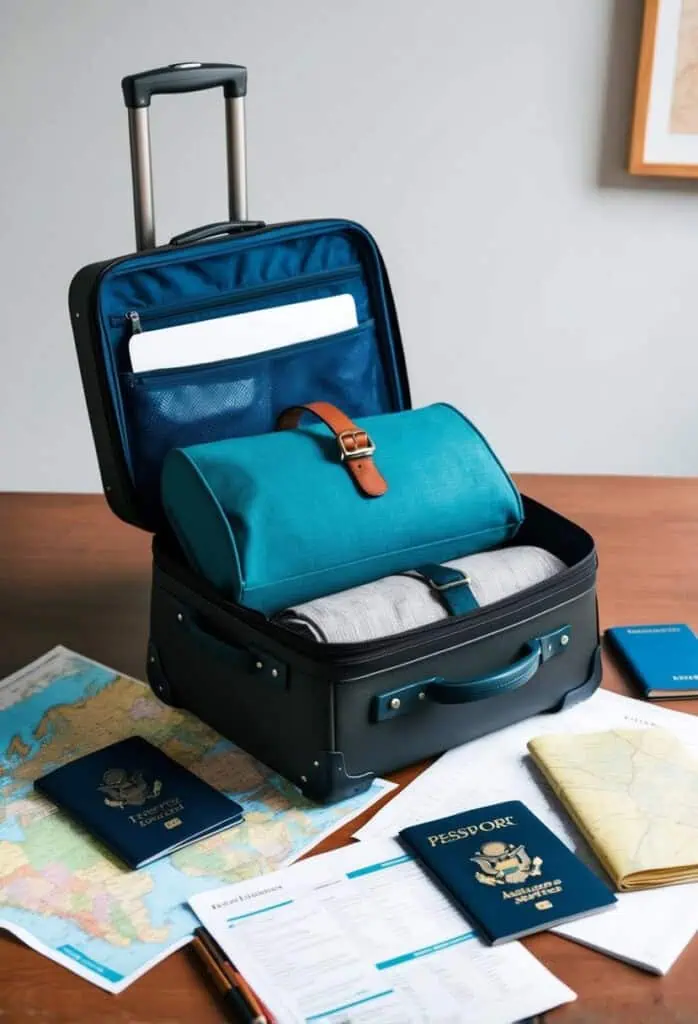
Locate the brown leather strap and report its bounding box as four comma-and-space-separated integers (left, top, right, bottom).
276, 401, 388, 497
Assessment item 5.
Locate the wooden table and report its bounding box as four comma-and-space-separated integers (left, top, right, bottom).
1, 476, 697, 1023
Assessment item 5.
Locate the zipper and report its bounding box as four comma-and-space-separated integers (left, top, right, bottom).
335, 581, 599, 681
111, 263, 363, 335
288, 554, 598, 668
161, 542, 597, 669
127, 311, 143, 334
100, 221, 407, 412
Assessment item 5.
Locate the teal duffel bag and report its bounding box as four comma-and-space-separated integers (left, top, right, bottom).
160, 401, 523, 614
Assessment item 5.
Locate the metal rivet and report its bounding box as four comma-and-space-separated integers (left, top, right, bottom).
255, 661, 263, 670
418, 691, 426, 701
561, 634, 569, 646
300, 775, 307, 783
389, 697, 401, 710
271, 668, 278, 678
176, 613, 183, 622
74, 312, 80, 318
149, 656, 155, 663
313, 760, 320, 767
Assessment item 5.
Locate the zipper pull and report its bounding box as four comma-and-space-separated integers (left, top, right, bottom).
126, 311, 143, 335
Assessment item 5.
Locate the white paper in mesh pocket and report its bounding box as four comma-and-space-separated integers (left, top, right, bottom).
129, 294, 358, 371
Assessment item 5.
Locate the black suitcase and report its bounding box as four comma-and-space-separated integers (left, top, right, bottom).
69, 62, 601, 803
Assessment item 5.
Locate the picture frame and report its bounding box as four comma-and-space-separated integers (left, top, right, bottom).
630, 0, 698, 177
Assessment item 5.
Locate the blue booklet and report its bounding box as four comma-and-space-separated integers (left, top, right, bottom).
400, 800, 616, 944
35, 736, 244, 869
606, 624, 698, 699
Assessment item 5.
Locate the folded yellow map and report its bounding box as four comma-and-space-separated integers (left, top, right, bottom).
527, 728, 698, 891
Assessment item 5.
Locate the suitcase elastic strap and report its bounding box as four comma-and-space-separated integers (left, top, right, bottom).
412, 563, 479, 616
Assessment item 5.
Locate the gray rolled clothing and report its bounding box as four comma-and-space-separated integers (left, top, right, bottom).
274, 546, 566, 644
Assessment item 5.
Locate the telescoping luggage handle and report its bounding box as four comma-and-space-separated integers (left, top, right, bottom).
121, 62, 252, 251
373, 625, 571, 721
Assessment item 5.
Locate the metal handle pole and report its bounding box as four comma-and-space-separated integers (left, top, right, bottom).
225, 96, 248, 222
127, 107, 156, 251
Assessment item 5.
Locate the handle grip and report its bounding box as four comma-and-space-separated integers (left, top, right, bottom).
170, 220, 265, 246
429, 634, 558, 703
373, 626, 571, 720
122, 62, 247, 108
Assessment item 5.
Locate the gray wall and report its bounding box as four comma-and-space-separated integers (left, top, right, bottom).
1, 0, 696, 491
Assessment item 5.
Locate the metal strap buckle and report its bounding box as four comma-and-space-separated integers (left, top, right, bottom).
337, 429, 376, 461
427, 572, 471, 592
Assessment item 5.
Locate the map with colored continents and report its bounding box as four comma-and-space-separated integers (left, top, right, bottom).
0, 647, 393, 991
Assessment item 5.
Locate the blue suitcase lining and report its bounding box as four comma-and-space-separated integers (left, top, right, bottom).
94, 220, 408, 516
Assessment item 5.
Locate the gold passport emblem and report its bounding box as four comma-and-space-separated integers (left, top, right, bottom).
471, 841, 543, 886
99, 768, 162, 809
164, 817, 182, 830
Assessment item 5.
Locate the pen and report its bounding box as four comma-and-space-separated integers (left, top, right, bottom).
194, 928, 270, 1024
229, 967, 273, 1024
190, 935, 261, 1023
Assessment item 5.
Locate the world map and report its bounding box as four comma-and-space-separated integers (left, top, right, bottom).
0, 647, 392, 992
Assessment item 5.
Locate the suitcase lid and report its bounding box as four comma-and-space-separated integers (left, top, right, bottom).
69, 219, 411, 532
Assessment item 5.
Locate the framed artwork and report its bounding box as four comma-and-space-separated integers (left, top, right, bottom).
630, 0, 698, 177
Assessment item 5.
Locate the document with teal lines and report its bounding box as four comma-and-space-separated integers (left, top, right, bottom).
190, 837, 575, 1023
0, 646, 394, 992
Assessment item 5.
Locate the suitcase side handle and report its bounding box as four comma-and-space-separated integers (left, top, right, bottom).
175, 610, 288, 690
122, 61, 248, 251
373, 626, 571, 720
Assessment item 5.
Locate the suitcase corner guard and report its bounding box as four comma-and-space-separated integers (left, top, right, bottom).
298, 751, 375, 804
372, 625, 572, 722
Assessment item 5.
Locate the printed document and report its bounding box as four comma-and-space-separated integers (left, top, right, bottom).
355, 687, 698, 974
190, 838, 575, 1023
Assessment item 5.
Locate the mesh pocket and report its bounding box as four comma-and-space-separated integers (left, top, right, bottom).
123, 320, 387, 515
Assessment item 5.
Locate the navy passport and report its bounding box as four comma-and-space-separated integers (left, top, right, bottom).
606, 623, 698, 699
400, 800, 616, 944
35, 736, 244, 869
